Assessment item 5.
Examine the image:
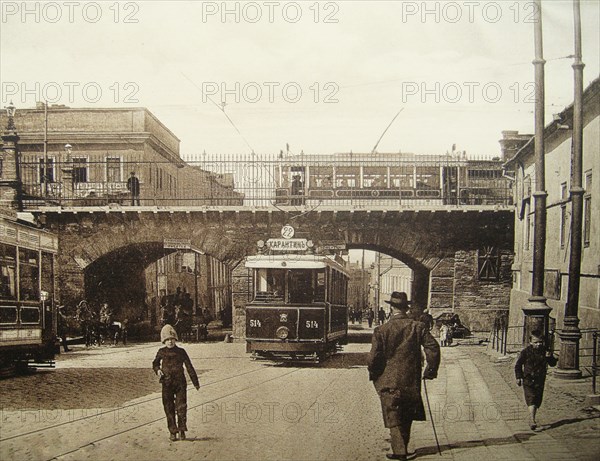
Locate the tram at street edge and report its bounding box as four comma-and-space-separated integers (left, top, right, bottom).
0, 210, 58, 375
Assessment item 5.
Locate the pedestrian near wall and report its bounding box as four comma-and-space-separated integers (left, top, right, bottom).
367, 308, 375, 328
378, 307, 386, 325
514, 329, 557, 431
152, 324, 200, 441
368, 292, 440, 460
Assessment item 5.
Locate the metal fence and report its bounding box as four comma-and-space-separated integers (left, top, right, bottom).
15, 153, 513, 209
490, 318, 525, 355
492, 321, 600, 391
553, 327, 600, 380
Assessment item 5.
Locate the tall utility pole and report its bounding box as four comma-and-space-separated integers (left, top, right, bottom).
556, 0, 585, 379
43, 102, 48, 197
522, 0, 551, 345
376, 252, 381, 311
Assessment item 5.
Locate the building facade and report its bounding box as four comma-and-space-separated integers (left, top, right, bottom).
144, 251, 232, 329
370, 254, 413, 316
346, 261, 370, 313
504, 77, 599, 359
0, 104, 240, 207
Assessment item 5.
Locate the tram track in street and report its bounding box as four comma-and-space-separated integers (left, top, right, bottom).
0, 364, 266, 443
42, 366, 302, 461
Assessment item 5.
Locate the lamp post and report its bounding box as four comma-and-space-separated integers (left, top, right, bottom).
522, 0, 552, 346
40, 290, 49, 330
1, 101, 23, 211
61, 143, 74, 203
556, 0, 585, 379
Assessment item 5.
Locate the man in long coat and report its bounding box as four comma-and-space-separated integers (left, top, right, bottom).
367, 292, 440, 460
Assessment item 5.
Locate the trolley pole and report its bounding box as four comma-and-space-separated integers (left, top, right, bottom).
522, 0, 551, 347
556, 0, 585, 379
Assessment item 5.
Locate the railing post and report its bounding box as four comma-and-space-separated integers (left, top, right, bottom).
502, 321, 507, 355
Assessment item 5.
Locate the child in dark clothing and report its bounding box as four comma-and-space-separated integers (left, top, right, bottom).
514, 330, 557, 431
153, 324, 200, 441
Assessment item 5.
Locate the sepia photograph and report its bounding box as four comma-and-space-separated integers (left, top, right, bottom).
0, 1, 599, 460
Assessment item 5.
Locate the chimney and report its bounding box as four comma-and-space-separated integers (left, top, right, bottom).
499, 130, 532, 161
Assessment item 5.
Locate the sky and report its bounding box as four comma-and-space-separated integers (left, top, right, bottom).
1, 0, 599, 160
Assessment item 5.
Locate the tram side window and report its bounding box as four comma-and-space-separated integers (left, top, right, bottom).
20, 306, 40, 324
41, 252, 54, 299
315, 270, 326, 302
329, 269, 343, 305
19, 248, 39, 301
0, 306, 17, 324
0, 243, 16, 300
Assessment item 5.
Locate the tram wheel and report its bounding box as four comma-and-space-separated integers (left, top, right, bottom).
0, 363, 16, 378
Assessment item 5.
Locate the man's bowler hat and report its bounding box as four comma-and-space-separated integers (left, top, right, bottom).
385, 291, 411, 309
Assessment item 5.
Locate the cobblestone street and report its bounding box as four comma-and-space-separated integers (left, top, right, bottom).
1, 341, 598, 461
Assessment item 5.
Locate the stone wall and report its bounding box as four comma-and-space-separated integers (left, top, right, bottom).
453, 250, 513, 332
231, 261, 250, 341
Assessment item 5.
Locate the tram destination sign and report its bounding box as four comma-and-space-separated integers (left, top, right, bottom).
266, 238, 308, 251
320, 242, 346, 251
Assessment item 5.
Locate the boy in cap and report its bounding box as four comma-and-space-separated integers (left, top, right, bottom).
153, 324, 200, 441
515, 329, 557, 431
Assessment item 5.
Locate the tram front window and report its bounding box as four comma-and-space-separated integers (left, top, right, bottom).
288, 270, 313, 303
255, 268, 285, 301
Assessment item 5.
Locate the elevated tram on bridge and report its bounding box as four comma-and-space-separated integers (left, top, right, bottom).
245, 243, 349, 362
0, 210, 58, 374
273, 152, 511, 207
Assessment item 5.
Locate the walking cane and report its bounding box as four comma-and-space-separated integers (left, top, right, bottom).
423, 378, 442, 456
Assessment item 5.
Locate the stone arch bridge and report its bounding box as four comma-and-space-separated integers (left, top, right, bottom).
33, 205, 513, 337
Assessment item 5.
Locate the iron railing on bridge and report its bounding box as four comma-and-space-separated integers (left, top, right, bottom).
15, 153, 513, 209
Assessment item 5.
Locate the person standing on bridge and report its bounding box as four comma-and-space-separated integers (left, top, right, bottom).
127, 171, 141, 206
153, 324, 200, 442
368, 292, 440, 460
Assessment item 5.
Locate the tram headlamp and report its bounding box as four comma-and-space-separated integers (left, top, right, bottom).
275, 326, 289, 340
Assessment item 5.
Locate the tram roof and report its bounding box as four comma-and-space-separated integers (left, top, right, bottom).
245, 254, 349, 276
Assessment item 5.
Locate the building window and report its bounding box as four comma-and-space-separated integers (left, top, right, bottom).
38, 158, 55, 183
72, 157, 88, 183
478, 246, 500, 281
524, 175, 531, 198
106, 157, 121, 183
560, 182, 568, 249
584, 172, 592, 247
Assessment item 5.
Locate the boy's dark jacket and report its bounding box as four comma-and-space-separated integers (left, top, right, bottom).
514, 345, 557, 386
152, 345, 199, 387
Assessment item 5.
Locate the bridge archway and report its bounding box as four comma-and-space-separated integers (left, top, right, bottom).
345, 244, 430, 308
83, 242, 175, 321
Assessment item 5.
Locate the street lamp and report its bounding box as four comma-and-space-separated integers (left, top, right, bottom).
40, 290, 49, 330
4, 101, 16, 130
